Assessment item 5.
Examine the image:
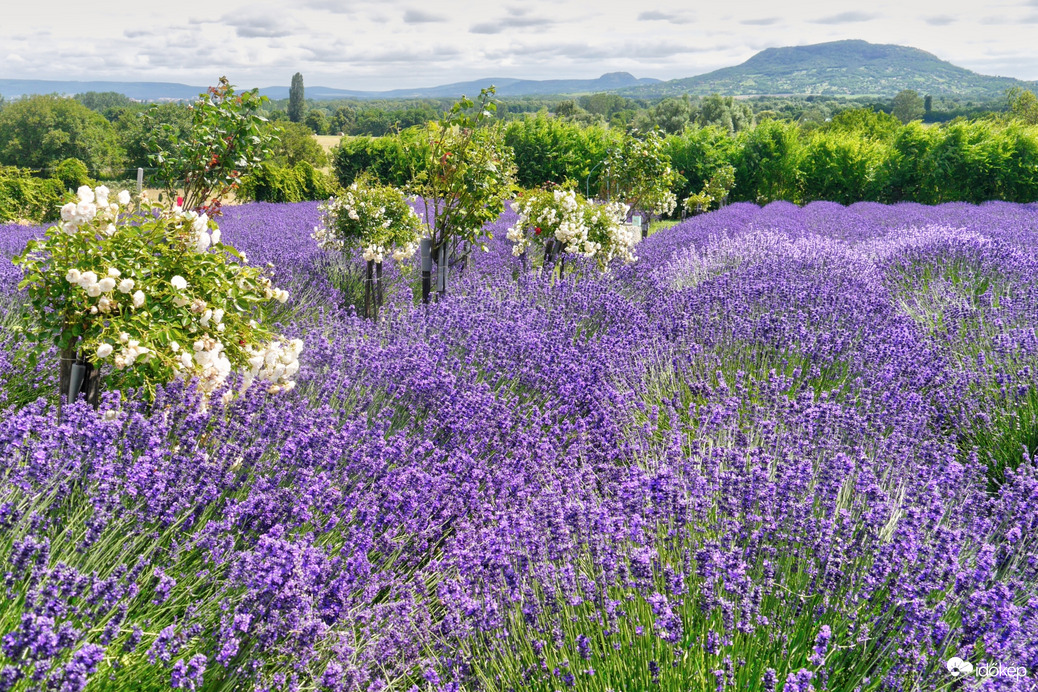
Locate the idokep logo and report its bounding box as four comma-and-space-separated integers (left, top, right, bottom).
946, 657, 974, 677
947, 657, 1031, 680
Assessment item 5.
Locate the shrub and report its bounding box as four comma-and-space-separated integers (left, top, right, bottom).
53, 157, 92, 191
240, 161, 339, 203
0, 166, 68, 223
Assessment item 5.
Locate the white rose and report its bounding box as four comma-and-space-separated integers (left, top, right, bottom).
77, 185, 94, 203
171, 276, 188, 290
85, 283, 102, 297
98, 277, 116, 292
107, 267, 121, 278
195, 232, 211, 253
170, 341, 180, 353
96, 343, 113, 358
192, 213, 209, 234
76, 201, 96, 218
103, 224, 116, 237
79, 271, 98, 288
180, 352, 193, 368
60, 202, 78, 222
211, 228, 221, 244
65, 269, 82, 284
118, 190, 131, 205
132, 290, 145, 308
117, 278, 135, 293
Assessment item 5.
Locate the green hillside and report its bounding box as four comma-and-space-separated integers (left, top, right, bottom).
620, 40, 1036, 99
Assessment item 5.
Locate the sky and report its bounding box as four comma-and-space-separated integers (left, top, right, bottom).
3, 0, 1038, 91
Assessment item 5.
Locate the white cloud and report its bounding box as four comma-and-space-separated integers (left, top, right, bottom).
0, 0, 1035, 90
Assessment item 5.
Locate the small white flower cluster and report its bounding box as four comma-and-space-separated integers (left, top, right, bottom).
112, 332, 151, 370
592, 200, 638, 265
360, 241, 419, 264
65, 266, 145, 315
176, 210, 221, 253
242, 338, 303, 394
60, 186, 132, 233
180, 336, 233, 394
652, 190, 678, 217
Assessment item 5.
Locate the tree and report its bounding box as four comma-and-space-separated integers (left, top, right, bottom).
146, 77, 274, 213
0, 95, 124, 174
412, 87, 516, 289
697, 94, 754, 133
891, 89, 925, 124
304, 109, 329, 135
267, 121, 328, 167
1008, 87, 1038, 125
288, 72, 306, 123
330, 106, 356, 134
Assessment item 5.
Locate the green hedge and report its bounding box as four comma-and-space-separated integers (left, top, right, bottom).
0, 167, 69, 223
240, 161, 340, 203
327, 113, 1038, 210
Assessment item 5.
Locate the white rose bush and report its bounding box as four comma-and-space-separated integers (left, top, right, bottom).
507, 187, 635, 272
13, 184, 301, 405
313, 177, 424, 318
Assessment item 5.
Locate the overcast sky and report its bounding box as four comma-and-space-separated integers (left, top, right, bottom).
4, 0, 1038, 91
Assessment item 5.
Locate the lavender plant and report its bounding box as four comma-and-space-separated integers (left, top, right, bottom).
0, 199, 1036, 692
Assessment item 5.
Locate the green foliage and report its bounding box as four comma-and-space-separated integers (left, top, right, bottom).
1008, 87, 1038, 125
12, 186, 300, 401
0, 94, 124, 173
119, 102, 192, 170
52, 157, 92, 191
147, 77, 274, 212
239, 161, 339, 203
267, 121, 328, 167
304, 109, 329, 135
74, 91, 134, 119
683, 164, 736, 214
600, 129, 678, 217
892, 89, 926, 123
332, 128, 427, 188
633, 95, 697, 134
411, 87, 518, 261
799, 130, 889, 204
288, 72, 306, 123
733, 118, 802, 203
504, 113, 615, 191
697, 94, 755, 133
664, 125, 740, 207
0, 166, 68, 223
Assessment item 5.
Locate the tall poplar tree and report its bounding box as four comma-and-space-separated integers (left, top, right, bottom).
288, 72, 306, 123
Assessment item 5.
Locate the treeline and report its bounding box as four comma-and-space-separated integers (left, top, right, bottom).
334, 108, 1038, 209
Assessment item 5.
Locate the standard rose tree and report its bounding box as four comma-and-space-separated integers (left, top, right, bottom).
507, 187, 634, 273
312, 177, 424, 318
13, 185, 301, 411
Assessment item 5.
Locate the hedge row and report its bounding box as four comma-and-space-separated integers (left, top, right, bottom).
332, 111, 1038, 209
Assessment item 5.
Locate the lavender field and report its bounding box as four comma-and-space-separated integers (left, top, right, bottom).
2, 200, 1038, 691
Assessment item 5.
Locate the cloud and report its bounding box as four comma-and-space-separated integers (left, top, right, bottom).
637, 10, 693, 24
124, 29, 156, 38
809, 11, 878, 24
403, 8, 446, 23
741, 17, 781, 26
220, 7, 302, 38
470, 15, 556, 34
923, 15, 956, 25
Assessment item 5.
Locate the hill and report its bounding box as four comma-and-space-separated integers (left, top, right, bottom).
619, 40, 1036, 99
0, 73, 658, 102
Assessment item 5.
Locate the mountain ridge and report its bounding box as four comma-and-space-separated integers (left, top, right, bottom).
2, 42, 1036, 102
618, 40, 1037, 98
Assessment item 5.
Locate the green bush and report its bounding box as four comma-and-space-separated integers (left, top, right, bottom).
799, 130, 890, 204
52, 157, 92, 191
331, 128, 427, 188
0, 166, 68, 223
241, 161, 340, 203
503, 113, 615, 192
